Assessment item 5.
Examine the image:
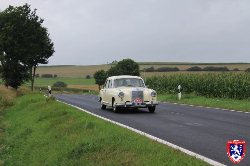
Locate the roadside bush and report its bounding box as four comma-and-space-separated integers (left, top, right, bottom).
52, 81, 67, 88
41, 74, 53, 78
46, 96, 55, 102
0, 97, 14, 109
144, 67, 155, 72
156, 67, 179, 72
232, 68, 240, 71
54, 74, 57, 78
35, 74, 40, 78
186, 66, 202, 71
245, 68, 250, 72
86, 75, 91, 79
0, 65, 2, 77
94, 70, 107, 90
203, 66, 229, 71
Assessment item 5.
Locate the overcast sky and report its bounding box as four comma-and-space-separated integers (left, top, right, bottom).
1, 0, 250, 65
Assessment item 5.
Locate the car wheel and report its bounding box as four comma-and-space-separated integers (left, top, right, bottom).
148, 106, 156, 113
101, 104, 106, 110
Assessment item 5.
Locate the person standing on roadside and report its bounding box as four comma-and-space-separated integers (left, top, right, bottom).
48, 86, 52, 97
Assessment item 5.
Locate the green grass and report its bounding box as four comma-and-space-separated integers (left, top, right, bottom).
158, 93, 250, 112
0, 94, 208, 166
26, 77, 95, 87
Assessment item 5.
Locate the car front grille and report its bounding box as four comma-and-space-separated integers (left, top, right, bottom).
132, 91, 143, 102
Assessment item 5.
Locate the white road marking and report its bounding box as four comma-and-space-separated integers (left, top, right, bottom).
56, 99, 226, 166
185, 122, 203, 127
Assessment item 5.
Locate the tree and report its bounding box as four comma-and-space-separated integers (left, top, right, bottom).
232, 68, 239, 71
107, 58, 140, 76
107, 66, 120, 76
144, 66, 155, 72
186, 66, 202, 71
52, 81, 67, 88
94, 70, 107, 90
0, 4, 54, 90
0, 59, 30, 89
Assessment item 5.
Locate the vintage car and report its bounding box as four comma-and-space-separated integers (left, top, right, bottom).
99, 75, 158, 113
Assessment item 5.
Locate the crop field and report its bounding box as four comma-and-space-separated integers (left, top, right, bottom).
140, 71, 246, 78
37, 62, 250, 77
146, 73, 250, 100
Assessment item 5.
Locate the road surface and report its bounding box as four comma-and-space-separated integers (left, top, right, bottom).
55, 94, 250, 166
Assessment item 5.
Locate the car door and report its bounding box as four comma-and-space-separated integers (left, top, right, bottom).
101, 79, 109, 104
105, 79, 113, 105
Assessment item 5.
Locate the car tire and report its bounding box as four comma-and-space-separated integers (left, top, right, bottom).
148, 106, 156, 113
113, 105, 119, 113
101, 104, 106, 110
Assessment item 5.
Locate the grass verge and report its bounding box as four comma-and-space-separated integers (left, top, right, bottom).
0, 93, 208, 166
0, 99, 12, 165
158, 93, 250, 112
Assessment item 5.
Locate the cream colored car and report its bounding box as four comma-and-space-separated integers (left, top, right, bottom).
99, 75, 158, 113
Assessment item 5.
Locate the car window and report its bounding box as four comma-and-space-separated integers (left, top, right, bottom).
108, 80, 110, 88
105, 80, 109, 89
106, 79, 113, 89
107, 80, 110, 89
109, 80, 113, 88
104, 80, 108, 89
114, 78, 145, 88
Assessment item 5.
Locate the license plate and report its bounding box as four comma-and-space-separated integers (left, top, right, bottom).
134, 98, 143, 103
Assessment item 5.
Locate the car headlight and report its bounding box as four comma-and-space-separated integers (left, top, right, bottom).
151, 91, 157, 97
118, 92, 125, 98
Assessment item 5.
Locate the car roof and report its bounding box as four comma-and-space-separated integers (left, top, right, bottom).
108, 75, 143, 80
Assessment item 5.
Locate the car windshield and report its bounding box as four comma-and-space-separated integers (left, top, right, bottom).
113, 78, 145, 88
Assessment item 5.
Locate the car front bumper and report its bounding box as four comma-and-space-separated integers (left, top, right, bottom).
115, 101, 158, 108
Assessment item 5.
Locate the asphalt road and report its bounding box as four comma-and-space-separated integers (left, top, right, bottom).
55, 94, 250, 166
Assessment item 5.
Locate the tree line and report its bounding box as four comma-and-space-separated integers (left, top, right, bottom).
94, 59, 140, 90
143, 66, 250, 72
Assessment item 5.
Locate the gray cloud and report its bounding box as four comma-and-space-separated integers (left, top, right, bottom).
1, 0, 250, 65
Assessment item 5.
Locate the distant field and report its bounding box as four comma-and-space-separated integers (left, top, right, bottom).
24, 77, 99, 91
139, 62, 250, 71
26, 77, 95, 86
37, 65, 110, 77
37, 62, 250, 77
1, 62, 248, 92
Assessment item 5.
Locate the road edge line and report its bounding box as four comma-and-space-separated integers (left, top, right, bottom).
160, 101, 249, 114
56, 99, 226, 166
